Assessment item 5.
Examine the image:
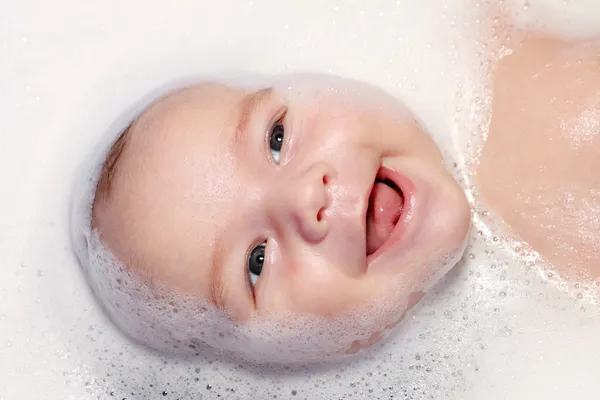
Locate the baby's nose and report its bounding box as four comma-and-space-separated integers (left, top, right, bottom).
285, 162, 334, 243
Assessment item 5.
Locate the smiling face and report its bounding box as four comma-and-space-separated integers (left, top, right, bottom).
92, 76, 470, 358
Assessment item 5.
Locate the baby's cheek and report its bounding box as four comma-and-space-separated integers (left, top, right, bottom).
266, 267, 364, 317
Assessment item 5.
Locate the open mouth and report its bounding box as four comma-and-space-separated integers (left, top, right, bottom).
366, 169, 405, 257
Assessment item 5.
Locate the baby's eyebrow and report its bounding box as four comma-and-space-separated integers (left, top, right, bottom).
209, 233, 227, 312
95, 124, 133, 204
231, 87, 273, 156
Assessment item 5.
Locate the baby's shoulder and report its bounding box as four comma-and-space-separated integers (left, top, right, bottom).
476, 35, 600, 280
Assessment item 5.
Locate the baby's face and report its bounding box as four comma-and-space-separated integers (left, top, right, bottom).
94, 78, 470, 350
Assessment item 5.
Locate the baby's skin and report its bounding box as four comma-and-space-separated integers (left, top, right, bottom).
476, 35, 600, 283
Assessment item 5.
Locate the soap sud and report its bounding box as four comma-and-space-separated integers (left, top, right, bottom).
2, 0, 600, 399
80, 231, 422, 365
504, 0, 600, 39
78, 223, 462, 366
560, 92, 600, 150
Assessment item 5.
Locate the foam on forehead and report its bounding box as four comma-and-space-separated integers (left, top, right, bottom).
70, 72, 462, 364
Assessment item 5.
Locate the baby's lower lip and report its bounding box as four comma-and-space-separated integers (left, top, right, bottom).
366, 167, 415, 266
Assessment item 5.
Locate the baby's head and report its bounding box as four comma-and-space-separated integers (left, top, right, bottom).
72, 74, 470, 364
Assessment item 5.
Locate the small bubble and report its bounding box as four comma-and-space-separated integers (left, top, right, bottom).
206, 384, 212, 390
291, 390, 297, 396
499, 291, 507, 297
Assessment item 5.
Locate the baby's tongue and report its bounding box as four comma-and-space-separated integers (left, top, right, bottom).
366, 182, 404, 255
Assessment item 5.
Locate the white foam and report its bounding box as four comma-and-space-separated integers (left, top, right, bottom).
3, 0, 600, 399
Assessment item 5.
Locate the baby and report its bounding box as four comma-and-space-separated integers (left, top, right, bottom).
71, 23, 600, 364
71, 74, 470, 364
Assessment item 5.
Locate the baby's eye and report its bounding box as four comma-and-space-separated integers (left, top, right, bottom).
248, 242, 265, 287
269, 121, 285, 165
